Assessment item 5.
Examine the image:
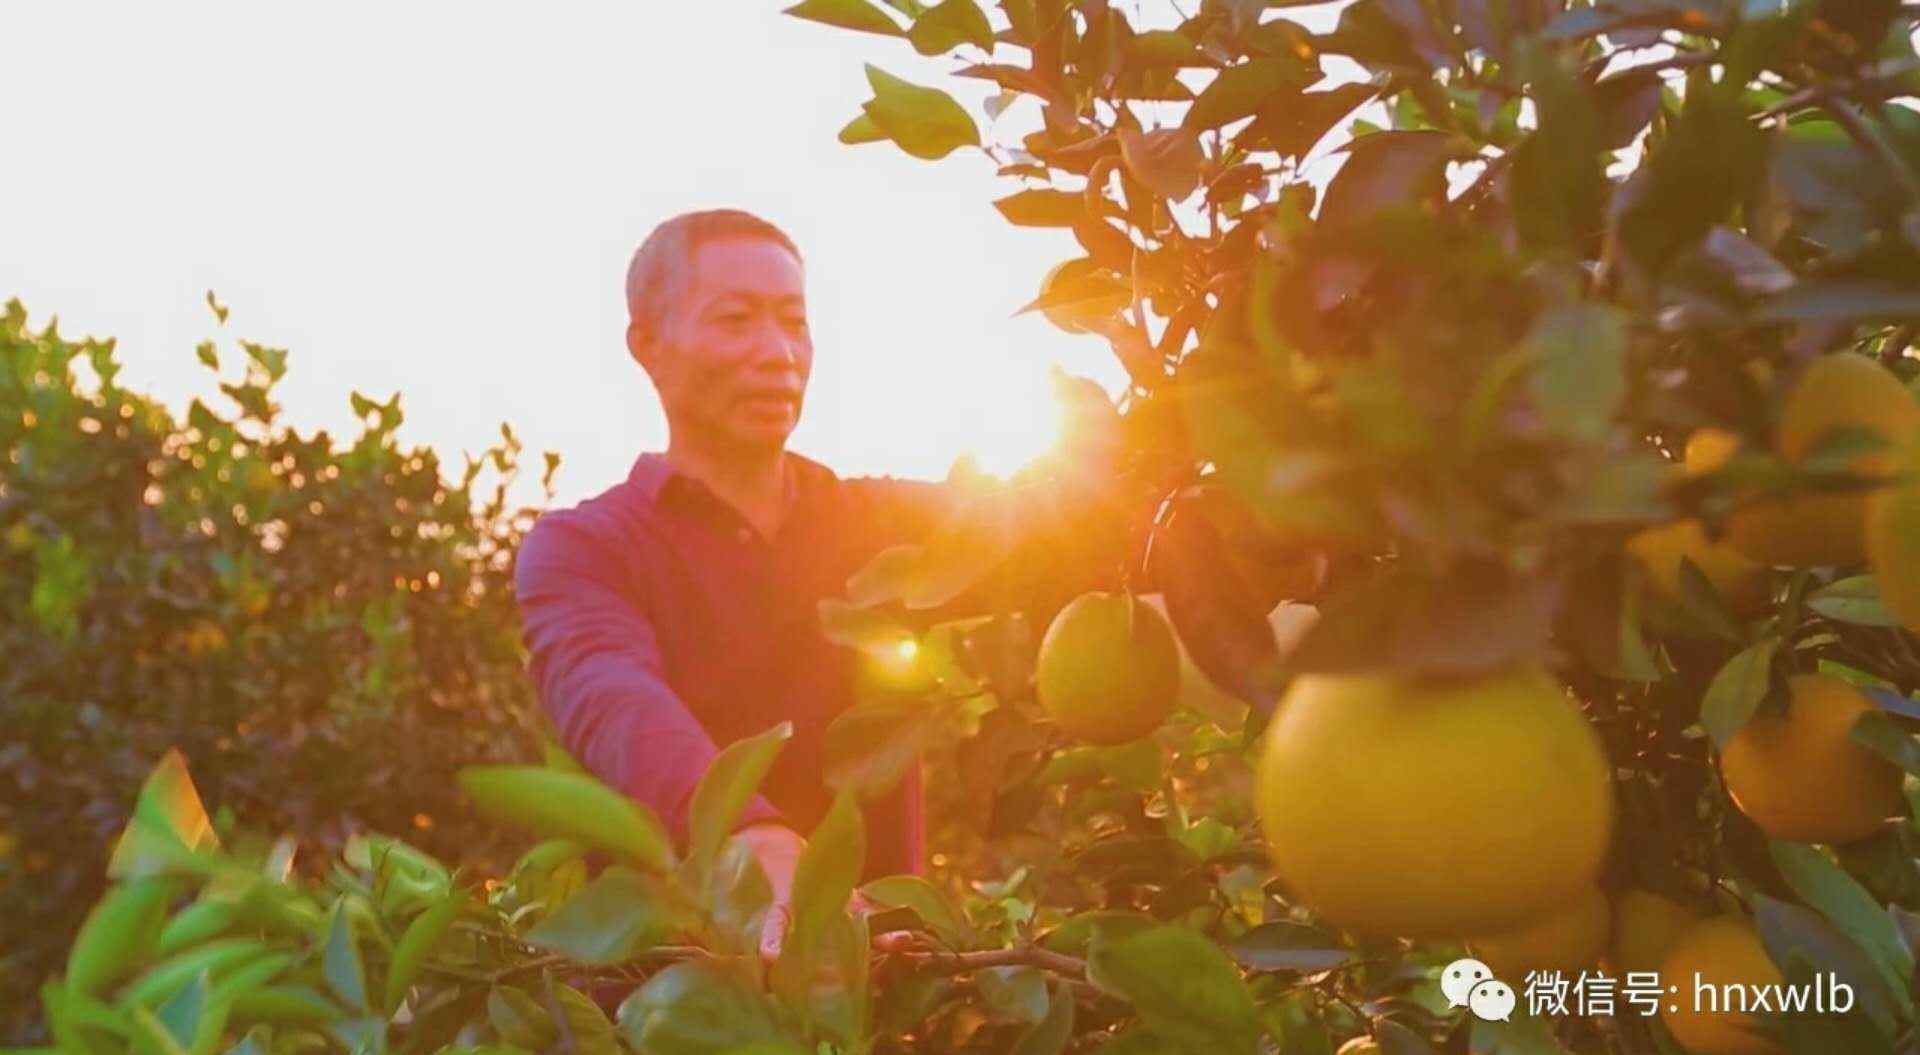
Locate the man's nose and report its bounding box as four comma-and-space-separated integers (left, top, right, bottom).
748, 320, 804, 369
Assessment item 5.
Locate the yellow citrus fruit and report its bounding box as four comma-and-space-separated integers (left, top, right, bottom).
1467, 886, 1611, 980
1711, 356, 1920, 567
1256, 665, 1613, 938
1658, 916, 1786, 1055
1036, 591, 1180, 745
1719, 673, 1903, 844
1606, 890, 1701, 976
1627, 519, 1769, 617
1867, 430, 1920, 634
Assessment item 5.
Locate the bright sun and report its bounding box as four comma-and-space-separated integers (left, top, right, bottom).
952, 363, 1091, 480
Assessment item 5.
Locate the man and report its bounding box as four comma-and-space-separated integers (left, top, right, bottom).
513, 209, 974, 956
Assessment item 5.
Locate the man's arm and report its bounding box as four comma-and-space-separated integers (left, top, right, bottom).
513, 512, 782, 843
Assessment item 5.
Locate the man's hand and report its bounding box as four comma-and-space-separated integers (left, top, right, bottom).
735, 821, 890, 961
735, 821, 805, 960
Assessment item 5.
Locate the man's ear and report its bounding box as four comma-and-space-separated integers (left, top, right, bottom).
626, 321, 653, 371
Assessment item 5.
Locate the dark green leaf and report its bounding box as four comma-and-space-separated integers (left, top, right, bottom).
975, 965, 1048, 1023
1808, 576, 1900, 626
1010, 978, 1076, 1055
823, 696, 949, 798
1526, 301, 1627, 444
688, 723, 792, 882
1085, 925, 1261, 1055
1225, 922, 1352, 972
1768, 840, 1916, 1019
859, 875, 973, 947
1752, 893, 1901, 1037
321, 898, 368, 1013
1118, 127, 1204, 201
1753, 280, 1920, 325
1853, 709, 1920, 778
1184, 59, 1308, 132
1701, 637, 1780, 746
786, 789, 866, 964
525, 868, 671, 965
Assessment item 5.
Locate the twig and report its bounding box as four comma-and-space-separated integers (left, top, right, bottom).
1820, 97, 1920, 206
894, 945, 1089, 980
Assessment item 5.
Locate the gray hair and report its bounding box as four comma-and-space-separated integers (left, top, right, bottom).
624, 209, 803, 345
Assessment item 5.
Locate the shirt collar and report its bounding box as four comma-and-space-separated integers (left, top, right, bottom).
626, 449, 838, 509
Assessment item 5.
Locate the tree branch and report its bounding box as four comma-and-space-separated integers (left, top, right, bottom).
893, 944, 1089, 980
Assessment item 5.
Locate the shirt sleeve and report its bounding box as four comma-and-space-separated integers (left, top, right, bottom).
513, 511, 782, 845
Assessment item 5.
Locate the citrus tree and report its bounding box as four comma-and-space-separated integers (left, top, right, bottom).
25, 0, 1920, 1053
1, 301, 550, 1041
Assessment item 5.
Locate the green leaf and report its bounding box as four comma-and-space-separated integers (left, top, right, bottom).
1701, 636, 1780, 746
1508, 50, 1604, 252
108, 750, 223, 881
1753, 280, 1920, 325
1768, 840, 1916, 1019
151, 972, 214, 1053
1085, 925, 1261, 1055
321, 898, 369, 1013
908, 0, 993, 55
707, 836, 774, 958
525, 868, 671, 965
1118, 127, 1204, 201
688, 722, 792, 884
1752, 893, 1902, 1037
993, 189, 1085, 227
1674, 557, 1746, 644
1855, 710, 1920, 778
837, 113, 885, 145
787, 789, 867, 959
1184, 59, 1306, 132
1010, 978, 1075, 1055
129, 1007, 190, 1055
156, 899, 239, 959
1130, 30, 1205, 68
975, 966, 1048, 1023
1225, 921, 1352, 972
1613, 73, 1767, 274
1809, 575, 1900, 626
859, 874, 973, 947
862, 65, 979, 160
384, 894, 462, 1010
457, 766, 674, 873
823, 696, 949, 798
1526, 302, 1627, 445
67, 877, 177, 997
615, 961, 784, 1055
1773, 949, 1898, 1054
783, 0, 904, 36
119, 939, 269, 1010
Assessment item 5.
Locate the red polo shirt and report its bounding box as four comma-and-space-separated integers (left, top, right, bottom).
512, 450, 948, 879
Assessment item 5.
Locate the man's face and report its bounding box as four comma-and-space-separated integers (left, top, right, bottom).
636, 236, 812, 453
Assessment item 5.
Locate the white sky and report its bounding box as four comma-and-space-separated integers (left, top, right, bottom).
4, 2, 1352, 508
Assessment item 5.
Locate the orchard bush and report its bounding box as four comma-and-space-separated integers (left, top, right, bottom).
1, 301, 552, 1041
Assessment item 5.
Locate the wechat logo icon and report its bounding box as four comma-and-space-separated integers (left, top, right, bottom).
1442, 958, 1515, 1022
